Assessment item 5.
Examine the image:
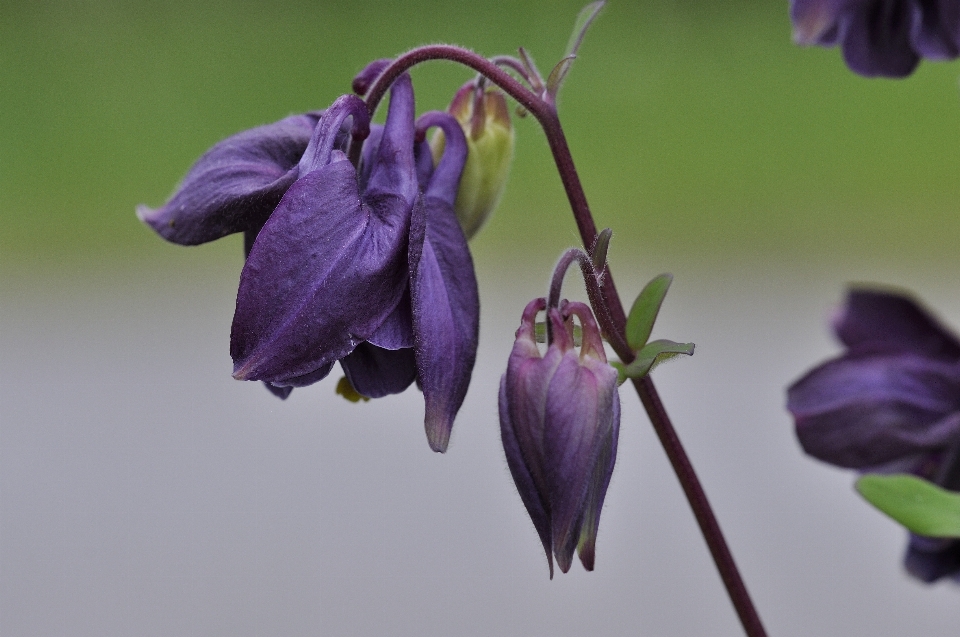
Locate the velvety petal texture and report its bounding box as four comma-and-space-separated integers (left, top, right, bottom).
788, 287, 960, 582
138, 112, 323, 245
231, 76, 418, 384
409, 111, 480, 453
790, 0, 960, 77
500, 298, 621, 576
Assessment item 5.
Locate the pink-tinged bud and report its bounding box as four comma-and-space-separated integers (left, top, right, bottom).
430, 82, 514, 239
499, 298, 620, 577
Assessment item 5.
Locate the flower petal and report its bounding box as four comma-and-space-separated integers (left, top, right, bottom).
499, 374, 554, 578
543, 350, 610, 573
910, 0, 960, 60
841, 0, 920, 77
789, 352, 960, 467
231, 83, 418, 382
834, 288, 960, 361
904, 534, 960, 583
137, 112, 322, 245
340, 344, 416, 398
409, 112, 478, 453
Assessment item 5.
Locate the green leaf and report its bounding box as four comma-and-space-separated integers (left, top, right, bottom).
564, 1, 606, 58
534, 321, 582, 346
625, 273, 673, 351
856, 474, 960, 538
591, 228, 612, 274
546, 55, 576, 99
616, 339, 694, 382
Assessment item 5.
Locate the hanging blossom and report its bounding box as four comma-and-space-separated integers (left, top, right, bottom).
500, 297, 621, 577
138, 72, 494, 452
790, 0, 960, 77
788, 288, 960, 582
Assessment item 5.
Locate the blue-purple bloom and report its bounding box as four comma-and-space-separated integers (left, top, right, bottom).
787, 288, 960, 582
499, 298, 621, 577
138, 73, 480, 452
790, 0, 960, 77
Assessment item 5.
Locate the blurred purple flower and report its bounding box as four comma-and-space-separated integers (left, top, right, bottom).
790, 0, 960, 77
138, 72, 480, 452
499, 298, 620, 577
788, 288, 960, 581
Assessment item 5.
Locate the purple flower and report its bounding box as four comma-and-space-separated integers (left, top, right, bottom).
499, 298, 620, 577
790, 0, 960, 77
787, 288, 960, 581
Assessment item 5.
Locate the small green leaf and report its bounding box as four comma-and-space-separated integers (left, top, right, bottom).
546, 55, 576, 99
856, 474, 960, 538
591, 228, 612, 274
564, 1, 606, 58
618, 339, 694, 381
625, 273, 673, 351
534, 321, 582, 346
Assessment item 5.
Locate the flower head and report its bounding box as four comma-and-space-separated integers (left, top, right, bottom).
790, 0, 960, 77
499, 297, 620, 577
787, 288, 960, 581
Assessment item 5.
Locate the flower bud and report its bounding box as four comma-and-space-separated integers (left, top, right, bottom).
499, 298, 620, 577
430, 82, 514, 239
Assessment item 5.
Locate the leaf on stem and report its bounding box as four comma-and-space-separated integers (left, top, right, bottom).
546, 55, 577, 100
614, 339, 694, 383
625, 273, 673, 351
565, 1, 606, 59
591, 228, 612, 275
856, 474, 960, 538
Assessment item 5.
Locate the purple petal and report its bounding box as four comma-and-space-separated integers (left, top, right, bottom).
504, 299, 560, 503
910, 0, 960, 60
137, 112, 322, 245
543, 352, 610, 574
499, 374, 554, 578
340, 344, 416, 398
904, 534, 960, 583
231, 82, 418, 383
268, 362, 335, 388
409, 111, 477, 453
352, 58, 393, 96
835, 288, 960, 361
577, 376, 620, 571
789, 352, 960, 467
841, 0, 920, 77
790, 0, 848, 45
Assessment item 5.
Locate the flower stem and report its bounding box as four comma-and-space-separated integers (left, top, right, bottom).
365, 45, 767, 637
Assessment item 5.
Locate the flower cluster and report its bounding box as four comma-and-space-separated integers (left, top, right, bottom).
138, 72, 484, 452
790, 0, 960, 77
499, 297, 621, 576
788, 288, 960, 582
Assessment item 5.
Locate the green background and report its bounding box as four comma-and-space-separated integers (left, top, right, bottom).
4, 0, 959, 273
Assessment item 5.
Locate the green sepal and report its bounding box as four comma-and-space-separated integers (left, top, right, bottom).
564, 1, 606, 58
546, 55, 577, 99
856, 474, 960, 538
614, 339, 694, 384
591, 228, 612, 274
625, 273, 673, 351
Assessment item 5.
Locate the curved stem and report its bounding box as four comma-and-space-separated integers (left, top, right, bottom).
363, 45, 767, 637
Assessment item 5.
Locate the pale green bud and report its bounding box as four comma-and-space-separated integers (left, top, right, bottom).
430, 82, 514, 240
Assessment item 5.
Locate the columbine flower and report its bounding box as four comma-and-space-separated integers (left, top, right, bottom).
787, 287, 960, 581
790, 0, 960, 77
499, 297, 620, 577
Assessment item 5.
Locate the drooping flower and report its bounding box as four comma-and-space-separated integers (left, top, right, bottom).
790, 0, 960, 77
787, 287, 960, 581
230, 76, 416, 387
500, 297, 621, 577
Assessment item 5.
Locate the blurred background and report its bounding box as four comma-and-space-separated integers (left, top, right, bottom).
4, 0, 960, 635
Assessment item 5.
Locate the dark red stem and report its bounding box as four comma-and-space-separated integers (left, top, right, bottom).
363, 45, 767, 637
